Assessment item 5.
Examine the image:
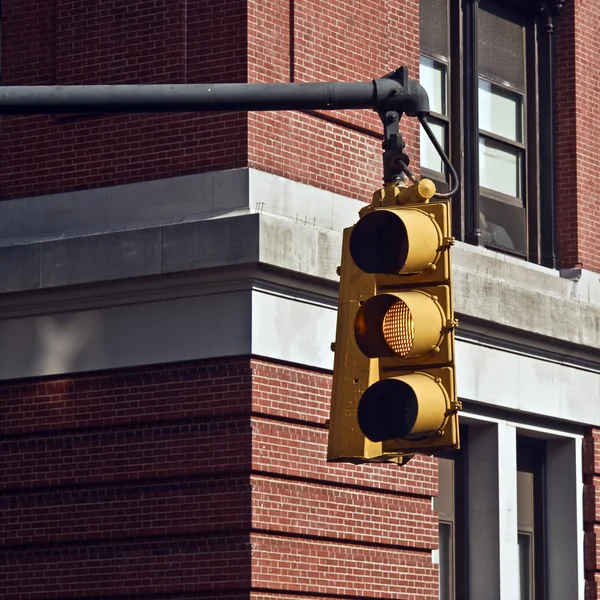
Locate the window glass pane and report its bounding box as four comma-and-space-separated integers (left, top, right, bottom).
420, 56, 446, 115
478, 0, 525, 91
439, 522, 453, 600
420, 0, 449, 60
421, 120, 446, 173
435, 458, 455, 517
479, 136, 522, 198
518, 532, 533, 600
517, 470, 534, 531
480, 196, 526, 255
479, 80, 522, 142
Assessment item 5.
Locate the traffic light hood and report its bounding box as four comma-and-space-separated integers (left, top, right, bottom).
349, 206, 444, 276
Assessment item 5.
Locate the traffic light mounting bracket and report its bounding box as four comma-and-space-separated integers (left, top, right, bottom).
377, 107, 414, 185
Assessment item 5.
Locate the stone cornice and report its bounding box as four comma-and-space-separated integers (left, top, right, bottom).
1, 168, 599, 368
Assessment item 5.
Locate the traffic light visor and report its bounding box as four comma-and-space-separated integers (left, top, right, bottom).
357, 373, 448, 442
349, 207, 443, 274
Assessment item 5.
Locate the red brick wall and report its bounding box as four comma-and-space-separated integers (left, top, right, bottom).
0, 357, 440, 599
1, 0, 419, 205
555, 2, 600, 273
0, 359, 254, 599
247, 0, 420, 202
250, 359, 439, 598
1, 0, 248, 199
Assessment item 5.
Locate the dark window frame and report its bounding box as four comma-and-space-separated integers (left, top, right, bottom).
420, 55, 451, 176
476, 0, 531, 258
420, 0, 453, 196
419, 0, 558, 267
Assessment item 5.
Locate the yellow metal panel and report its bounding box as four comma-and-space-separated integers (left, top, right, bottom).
327, 227, 384, 462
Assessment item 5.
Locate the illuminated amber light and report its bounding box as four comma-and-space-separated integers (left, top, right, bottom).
382, 300, 414, 356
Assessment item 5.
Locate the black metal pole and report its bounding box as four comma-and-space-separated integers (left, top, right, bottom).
464, 0, 480, 244
0, 69, 429, 116
0, 67, 463, 196
0, 82, 376, 114
538, 11, 558, 268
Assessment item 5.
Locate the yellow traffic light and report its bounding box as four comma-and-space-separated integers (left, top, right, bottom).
327, 180, 460, 463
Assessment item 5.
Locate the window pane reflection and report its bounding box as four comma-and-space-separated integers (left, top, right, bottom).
479, 136, 522, 199
439, 522, 453, 600
479, 79, 522, 142
479, 196, 525, 254
420, 56, 447, 115
421, 120, 446, 173
518, 532, 533, 600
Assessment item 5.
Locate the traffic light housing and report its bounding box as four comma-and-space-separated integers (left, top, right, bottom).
327, 181, 460, 463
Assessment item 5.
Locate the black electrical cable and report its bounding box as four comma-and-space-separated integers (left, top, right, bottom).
418, 114, 460, 199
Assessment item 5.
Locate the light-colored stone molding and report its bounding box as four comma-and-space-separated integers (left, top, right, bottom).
1, 169, 599, 429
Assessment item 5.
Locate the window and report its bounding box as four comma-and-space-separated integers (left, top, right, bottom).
420, 56, 448, 174
517, 437, 547, 599
420, 0, 560, 266
517, 470, 535, 600
419, 0, 450, 183
477, 2, 527, 255
436, 458, 455, 600
435, 427, 468, 600
436, 422, 580, 598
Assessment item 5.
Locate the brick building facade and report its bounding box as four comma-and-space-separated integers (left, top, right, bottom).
0, 1, 598, 599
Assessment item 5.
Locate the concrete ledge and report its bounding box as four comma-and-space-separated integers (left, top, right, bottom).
452, 244, 600, 349
1, 269, 598, 428
0, 287, 252, 380
0, 169, 252, 242
0, 214, 261, 292
1, 169, 599, 365
2, 211, 600, 357
0, 168, 359, 243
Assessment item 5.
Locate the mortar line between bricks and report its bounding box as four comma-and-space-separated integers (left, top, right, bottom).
0, 529, 252, 554
1, 529, 429, 557
0, 411, 252, 440
250, 469, 433, 501
300, 109, 383, 140
250, 410, 327, 430
250, 527, 431, 553
0, 592, 252, 600
251, 587, 407, 600
0, 470, 251, 495
5, 403, 365, 444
